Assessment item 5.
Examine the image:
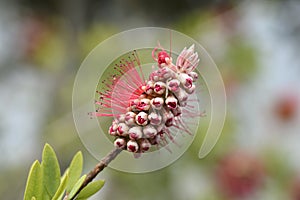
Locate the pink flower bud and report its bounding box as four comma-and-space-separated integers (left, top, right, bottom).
108, 124, 117, 136
150, 97, 164, 110
163, 111, 174, 127
167, 79, 180, 92
117, 114, 125, 122
130, 99, 139, 110
165, 96, 178, 109
154, 81, 166, 94
148, 112, 162, 125
178, 73, 193, 89
143, 125, 158, 138
161, 67, 173, 80
117, 123, 129, 136
174, 88, 188, 104
139, 139, 151, 152
185, 84, 196, 94
125, 111, 136, 126
145, 81, 154, 95
137, 98, 151, 111
188, 72, 198, 81
129, 126, 143, 140
127, 140, 139, 152
157, 51, 170, 66
135, 111, 148, 126
114, 138, 126, 149
150, 67, 175, 81
151, 71, 160, 82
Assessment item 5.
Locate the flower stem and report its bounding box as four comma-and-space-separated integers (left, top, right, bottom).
69, 148, 122, 200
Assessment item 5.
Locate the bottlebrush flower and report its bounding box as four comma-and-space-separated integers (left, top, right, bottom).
92, 44, 201, 155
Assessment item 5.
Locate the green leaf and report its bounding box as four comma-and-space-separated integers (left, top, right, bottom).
57, 169, 70, 200
76, 180, 105, 200
42, 190, 51, 200
68, 175, 86, 200
24, 160, 43, 200
51, 169, 69, 200
66, 151, 83, 193
42, 143, 61, 198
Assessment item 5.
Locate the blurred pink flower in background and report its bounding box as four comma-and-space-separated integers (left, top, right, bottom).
290, 176, 300, 200
23, 17, 45, 58
274, 92, 299, 122
216, 151, 265, 199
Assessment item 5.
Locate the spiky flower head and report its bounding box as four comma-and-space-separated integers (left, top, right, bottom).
92, 44, 200, 156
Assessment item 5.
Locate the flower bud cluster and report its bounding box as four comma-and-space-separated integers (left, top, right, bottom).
108, 45, 199, 154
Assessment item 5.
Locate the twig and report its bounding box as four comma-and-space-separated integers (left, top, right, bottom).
68, 148, 122, 200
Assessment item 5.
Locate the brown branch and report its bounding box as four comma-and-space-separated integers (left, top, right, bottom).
68, 148, 122, 200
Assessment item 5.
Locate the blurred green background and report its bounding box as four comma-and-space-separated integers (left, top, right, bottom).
1, 0, 300, 199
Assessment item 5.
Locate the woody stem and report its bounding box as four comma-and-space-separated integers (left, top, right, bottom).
68, 148, 122, 200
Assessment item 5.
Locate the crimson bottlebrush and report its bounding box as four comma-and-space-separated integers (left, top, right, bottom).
92, 44, 200, 155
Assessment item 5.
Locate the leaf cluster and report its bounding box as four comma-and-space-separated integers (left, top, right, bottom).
24, 144, 104, 200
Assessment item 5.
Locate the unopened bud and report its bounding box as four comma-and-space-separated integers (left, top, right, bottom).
127, 140, 139, 152
148, 112, 162, 125
137, 98, 151, 111
154, 81, 166, 94
108, 124, 117, 136
130, 99, 139, 110
165, 96, 178, 109
135, 111, 148, 126
145, 81, 154, 95
129, 126, 143, 140
167, 79, 180, 92
188, 72, 198, 81
163, 111, 174, 127
125, 111, 136, 126
117, 123, 129, 136
178, 73, 193, 89
140, 139, 151, 152
114, 138, 126, 149
117, 114, 125, 122
161, 67, 173, 80
157, 51, 170, 66
174, 88, 188, 104
143, 125, 158, 138
151, 97, 164, 110
185, 84, 195, 94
